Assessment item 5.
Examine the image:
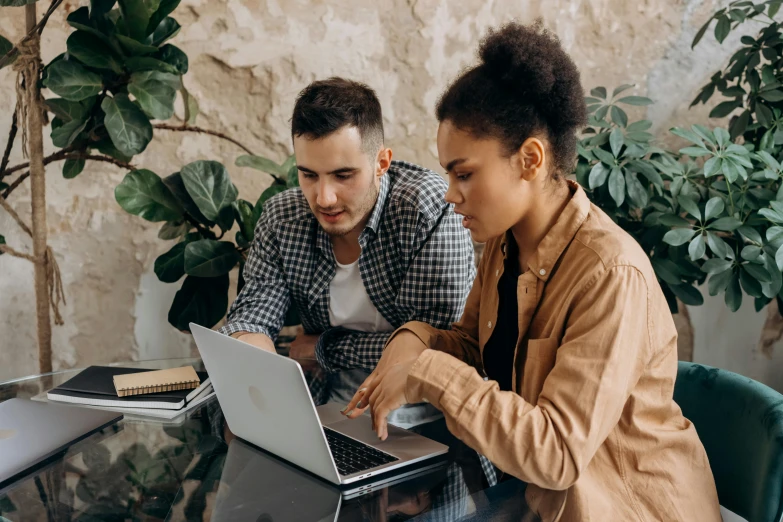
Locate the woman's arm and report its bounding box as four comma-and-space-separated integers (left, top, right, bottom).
404, 265, 654, 489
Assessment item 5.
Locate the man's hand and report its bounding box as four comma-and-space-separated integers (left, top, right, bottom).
289, 334, 321, 373
231, 332, 276, 354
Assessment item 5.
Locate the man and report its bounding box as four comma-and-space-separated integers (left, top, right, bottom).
219, 77, 476, 410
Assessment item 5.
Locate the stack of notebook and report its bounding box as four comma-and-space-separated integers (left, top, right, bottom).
42, 366, 215, 420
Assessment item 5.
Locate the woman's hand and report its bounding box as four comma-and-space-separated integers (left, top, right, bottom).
346, 361, 416, 441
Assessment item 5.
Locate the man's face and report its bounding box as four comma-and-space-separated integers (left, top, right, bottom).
294, 126, 382, 237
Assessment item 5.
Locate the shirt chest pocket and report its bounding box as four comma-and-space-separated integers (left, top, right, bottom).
520, 336, 559, 404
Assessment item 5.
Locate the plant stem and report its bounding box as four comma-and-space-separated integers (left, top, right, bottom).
0, 0, 62, 69
727, 178, 736, 215
23, 3, 53, 374
153, 124, 255, 156
0, 111, 18, 177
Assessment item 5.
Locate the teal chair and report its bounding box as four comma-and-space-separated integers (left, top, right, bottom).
674, 362, 783, 522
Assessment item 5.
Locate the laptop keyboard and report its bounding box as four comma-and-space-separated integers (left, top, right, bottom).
324, 427, 399, 476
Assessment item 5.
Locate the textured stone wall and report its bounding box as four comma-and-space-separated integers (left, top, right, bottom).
1, 0, 781, 395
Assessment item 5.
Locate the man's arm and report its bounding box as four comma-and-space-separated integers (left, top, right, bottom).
219, 209, 291, 353
314, 206, 475, 373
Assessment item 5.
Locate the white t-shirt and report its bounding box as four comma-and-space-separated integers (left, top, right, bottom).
328, 258, 394, 332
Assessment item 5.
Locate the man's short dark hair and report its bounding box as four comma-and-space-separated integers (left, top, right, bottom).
291, 77, 384, 155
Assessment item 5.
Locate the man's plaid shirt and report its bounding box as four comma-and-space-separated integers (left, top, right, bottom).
219, 160, 476, 404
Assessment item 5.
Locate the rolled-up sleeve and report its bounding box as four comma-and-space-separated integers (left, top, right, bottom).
405, 265, 650, 491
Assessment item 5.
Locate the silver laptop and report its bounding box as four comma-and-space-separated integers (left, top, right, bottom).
0, 398, 122, 489
190, 323, 448, 487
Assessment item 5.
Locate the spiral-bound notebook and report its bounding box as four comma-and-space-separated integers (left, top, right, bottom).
47, 366, 211, 410
113, 366, 200, 397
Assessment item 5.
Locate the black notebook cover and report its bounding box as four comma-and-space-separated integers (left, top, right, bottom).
48, 366, 209, 409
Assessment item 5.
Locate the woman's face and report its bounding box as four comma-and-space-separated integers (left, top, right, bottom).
437, 119, 546, 243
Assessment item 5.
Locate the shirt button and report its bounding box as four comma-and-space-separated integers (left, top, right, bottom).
487, 321, 492, 329
539, 268, 546, 276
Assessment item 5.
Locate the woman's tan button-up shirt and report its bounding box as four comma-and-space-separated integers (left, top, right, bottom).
397, 181, 722, 521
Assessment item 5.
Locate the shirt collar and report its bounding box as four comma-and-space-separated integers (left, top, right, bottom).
499, 180, 590, 281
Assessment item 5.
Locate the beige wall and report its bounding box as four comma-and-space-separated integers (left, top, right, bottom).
1, 0, 781, 397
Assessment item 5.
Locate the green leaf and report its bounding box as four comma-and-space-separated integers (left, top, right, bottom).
729, 109, 751, 140
255, 183, 287, 211
168, 274, 230, 331
96, 140, 132, 163
611, 84, 634, 98
745, 263, 772, 283
154, 242, 186, 283
702, 258, 733, 275
768, 225, 783, 243
158, 220, 189, 240
147, 0, 180, 34
90, 0, 117, 16
51, 118, 87, 148
678, 195, 702, 221
725, 273, 743, 311
761, 90, 783, 102
669, 283, 704, 306
777, 244, 783, 271
162, 172, 213, 226
184, 240, 241, 277
118, 0, 151, 41
608, 167, 625, 206
588, 162, 609, 189
154, 44, 188, 75
707, 216, 743, 231
705, 197, 725, 220
115, 169, 183, 222
130, 70, 181, 90
757, 103, 774, 128
148, 17, 180, 46
742, 245, 762, 261
692, 17, 711, 48
609, 128, 624, 157
679, 146, 712, 157
770, 1, 782, 17
709, 99, 741, 118
765, 252, 783, 297
0, 233, 5, 256
616, 96, 654, 106
44, 98, 90, 122
663, 228, 697, 246
629, 160, 663, 187
740, 266, 765, 297
181, 86, 199, 125
116, 34, 159, 56
180, 160, 238, 222
63, 158, 86, 179
590, 87, 607, 99
688, 233, 706, 261
708, 268, 734, 296
128, 76, 176, 120
101, 94, 154, 157
658, 214, 692, 227
235, 155, 287, 177
233, 199, 255, 242
0, 34, 13, 71
125, 57, 180, 74
66, 31, 122, 72
611, 105, 628, 127
714, 127, 731, 148
738, 225, 763, 245
625, 170, 648, 208
707, 231, 732, 258
42, 60, 103, 101
652, 258, 683, 285
715, 15, 731, 44
670, 127, 706, 147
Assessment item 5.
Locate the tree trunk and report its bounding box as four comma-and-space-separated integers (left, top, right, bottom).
25, 4, 52, 374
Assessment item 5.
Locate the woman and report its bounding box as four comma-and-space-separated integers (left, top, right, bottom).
342, 21, 721, 521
